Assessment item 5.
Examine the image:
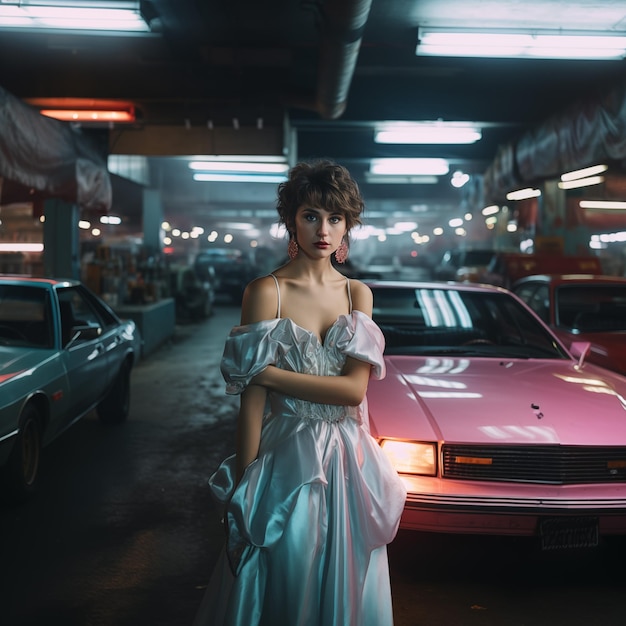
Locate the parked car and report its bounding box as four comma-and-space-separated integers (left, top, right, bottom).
364, 254, 402, 279
169, 265, 215, 321
480, 253, 602, 288
432, 248, 499, 282
512, 274, 626, 376
194, 248, 256, 303
0, 276, 141, 499
366, 280, 626, 547
397, 252, 435, 281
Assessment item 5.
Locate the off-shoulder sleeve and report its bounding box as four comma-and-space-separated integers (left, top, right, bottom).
220, 319, 287, 395
336, 310, 386, 380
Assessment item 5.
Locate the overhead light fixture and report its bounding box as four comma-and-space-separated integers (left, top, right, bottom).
364, 174, 439, 185
189, 157, 289, 183
0, 243, 44, 252
370, 158, 449, 176
561, 164, 608, 181
0, 0, 152, 33
506, 188, 541, 200
417, 27, 626, 60
558, 176, 605, 190
580, 200, 626, 210
375, 122, 481, 144
26, 98, 136, 124
193, 174, 287, 183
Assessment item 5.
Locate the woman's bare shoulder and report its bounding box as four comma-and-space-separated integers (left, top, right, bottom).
348, 278, 373, 315
240, 274, 280, 323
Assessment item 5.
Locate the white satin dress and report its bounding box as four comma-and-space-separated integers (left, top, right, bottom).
193, 276, 406, 626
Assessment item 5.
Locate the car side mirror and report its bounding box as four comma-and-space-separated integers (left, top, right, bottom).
67, 323, 102, 346
569, 341, 591, 368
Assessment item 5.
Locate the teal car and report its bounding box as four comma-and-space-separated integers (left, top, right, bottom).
0, 276, 141, 499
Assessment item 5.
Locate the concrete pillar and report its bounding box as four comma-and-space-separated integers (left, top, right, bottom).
142, 188, 163, 255
42, 198, 79, 279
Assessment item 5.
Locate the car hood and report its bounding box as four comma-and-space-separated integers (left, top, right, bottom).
368, 356, 626, 446
0, 346, 55, 384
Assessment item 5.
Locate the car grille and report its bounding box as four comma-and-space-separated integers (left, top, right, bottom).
442, 445, 626, 484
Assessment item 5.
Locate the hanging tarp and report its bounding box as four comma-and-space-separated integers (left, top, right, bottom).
483, 80, 626, 203
0, 86, 111, 212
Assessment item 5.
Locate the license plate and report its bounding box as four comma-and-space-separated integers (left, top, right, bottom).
539, 516, 599, 550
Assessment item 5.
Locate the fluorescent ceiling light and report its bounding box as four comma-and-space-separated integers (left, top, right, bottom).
0, 243, 44, 252
188, 161, 288, 174
193, 174, 287, 183
0, 1, 151, 33
580, 200, 626, 210
417, 28, 626, 60
506, 188, 541, 200
364, 174, 439, 185
561, 164, 608, 181
558, 176, 605, 190
189, 158, 289, 183
370, 158, 449, 176
375, 122, 481, 144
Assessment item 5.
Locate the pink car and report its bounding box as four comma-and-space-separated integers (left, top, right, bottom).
512, 274, 626, 376
366, 281, 626, 549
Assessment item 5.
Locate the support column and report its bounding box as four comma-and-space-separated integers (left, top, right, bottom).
42, 198, 79, 279
142, 188, 163, 256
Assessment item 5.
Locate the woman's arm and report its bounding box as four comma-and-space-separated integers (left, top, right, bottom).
232, 276, 278, 483
252, 356, 372, 406
234, 384, 266, 483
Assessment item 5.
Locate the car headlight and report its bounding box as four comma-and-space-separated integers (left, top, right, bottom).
379, 439, 437, 476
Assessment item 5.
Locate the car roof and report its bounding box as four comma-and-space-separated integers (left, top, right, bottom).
365, 280, 507, 294
0, 275, 80, 288
513, 274, 626, 286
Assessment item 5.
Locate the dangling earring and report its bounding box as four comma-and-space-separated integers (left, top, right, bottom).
288, 238, 299, 260
334, 238, 348, 264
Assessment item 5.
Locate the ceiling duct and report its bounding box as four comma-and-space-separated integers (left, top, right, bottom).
483, 79, 626, 202
314, 0, 373, 120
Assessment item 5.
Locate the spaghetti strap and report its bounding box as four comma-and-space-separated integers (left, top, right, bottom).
346, 277, 353, 313
269, 273, 281, 318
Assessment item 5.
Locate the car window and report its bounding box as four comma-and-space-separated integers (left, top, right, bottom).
0, 284, 54, 348
556, 284, 626, 331
57, 286, 113, 346
372, 286, 567, 359
462, 250, 495, 266
516, 283, 550, 323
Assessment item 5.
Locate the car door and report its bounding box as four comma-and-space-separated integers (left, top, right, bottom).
53, 286, 111, 432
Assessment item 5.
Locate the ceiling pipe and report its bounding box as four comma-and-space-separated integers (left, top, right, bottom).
314, 0, 374, 120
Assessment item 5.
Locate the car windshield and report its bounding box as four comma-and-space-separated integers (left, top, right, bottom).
556, 284, 626, 331
462, 250, 495, 266
0, 285, 53, 348
371, 285, 568, 359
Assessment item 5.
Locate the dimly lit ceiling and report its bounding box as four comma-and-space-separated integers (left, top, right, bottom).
1, 0, 626, 241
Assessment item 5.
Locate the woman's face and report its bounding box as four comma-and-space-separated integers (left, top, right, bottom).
293, 205, 347, 261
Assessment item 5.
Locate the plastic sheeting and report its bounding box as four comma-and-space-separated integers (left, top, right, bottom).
483, 80, 626, 203
0, 86, 111, 212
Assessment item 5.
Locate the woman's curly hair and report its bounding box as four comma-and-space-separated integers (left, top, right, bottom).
276, 160, 364, 234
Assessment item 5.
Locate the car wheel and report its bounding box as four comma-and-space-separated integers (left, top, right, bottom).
3, 403, 42, 500
97, 361, 131, 425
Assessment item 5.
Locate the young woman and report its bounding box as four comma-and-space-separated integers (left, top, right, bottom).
193, 160, 406, 626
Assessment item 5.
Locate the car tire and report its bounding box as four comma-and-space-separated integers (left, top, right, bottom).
97, 361, 131, 425
3, 403, 42, 500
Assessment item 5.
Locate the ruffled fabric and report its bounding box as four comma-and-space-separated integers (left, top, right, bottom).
196, 310, 406, 626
